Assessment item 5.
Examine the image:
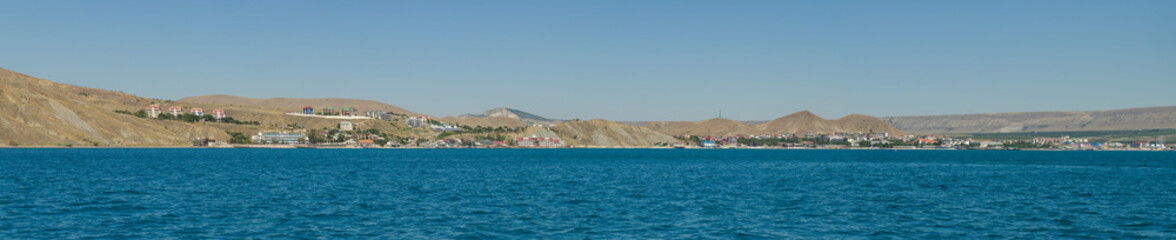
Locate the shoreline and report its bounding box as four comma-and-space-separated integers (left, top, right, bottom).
1, 146, 1170, 151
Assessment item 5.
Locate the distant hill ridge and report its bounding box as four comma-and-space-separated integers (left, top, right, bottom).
884, 106, 1176, 134
643, 111, 906, 137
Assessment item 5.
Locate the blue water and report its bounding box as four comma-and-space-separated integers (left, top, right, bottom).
1, 149, 1175, 239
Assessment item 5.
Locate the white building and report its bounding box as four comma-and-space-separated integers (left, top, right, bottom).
406, 116, 427, 128
339, 121, 355, 131
146, 105, 161, 118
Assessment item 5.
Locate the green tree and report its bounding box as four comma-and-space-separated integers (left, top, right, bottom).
225, 131, 251, 144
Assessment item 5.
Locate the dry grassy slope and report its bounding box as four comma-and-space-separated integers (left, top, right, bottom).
524, 119, 679, 147
643, 111, 905, 137
883, 106, 1176, 134
179, 94, 422, 116
0, 68, 229, 146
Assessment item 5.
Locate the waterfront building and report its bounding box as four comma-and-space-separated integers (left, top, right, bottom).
251, 132, 307, 144
357, 139, 376, 147
146, 105, 161, 118
514, 136, 563, 147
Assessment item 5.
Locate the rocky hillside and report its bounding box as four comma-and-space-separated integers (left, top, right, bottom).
522, 119, 679, 147
884, 106, 1176, 134
179, 94, 422, 116
644, 111, 905, 137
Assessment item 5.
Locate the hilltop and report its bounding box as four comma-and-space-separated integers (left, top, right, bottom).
441, 107, 563, 128
643, 111, 905, 137
884, 106, 1176, 134
462, 107, 559, 122
179, 95, 422, 116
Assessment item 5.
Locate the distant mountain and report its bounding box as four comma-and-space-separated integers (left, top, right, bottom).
461, 107, 559, 122
179, 95, 422, 116
643, 111, 905, 137
884, 106, 1176, 134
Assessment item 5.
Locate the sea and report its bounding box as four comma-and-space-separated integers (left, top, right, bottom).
1, 149, 1174, 239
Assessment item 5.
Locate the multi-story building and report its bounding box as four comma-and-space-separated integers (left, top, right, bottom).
251, 132, 307, 144
406, 116, 427, 128
190, 108, 204, 117
146, 105, 161, 118
212, 109, 226, 120
339, 121, 355, 131
169, 106, 183, 117
303, 106, 314, 114
515, 136, 563, 147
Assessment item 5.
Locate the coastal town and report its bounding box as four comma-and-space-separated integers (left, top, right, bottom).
128, 104, 1174, 151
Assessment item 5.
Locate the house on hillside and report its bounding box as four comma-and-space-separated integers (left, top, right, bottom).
146, 105, 161, 118
303, 106, 314, 114
191, 108, 204, 117
169, 106, 183, 117
339, 121, 355, 131
212, 109, 226, 120
366, 111, 391, 120
406, 116, 427, 128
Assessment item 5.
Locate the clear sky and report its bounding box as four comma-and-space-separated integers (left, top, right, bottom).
2, 1, 1173, 121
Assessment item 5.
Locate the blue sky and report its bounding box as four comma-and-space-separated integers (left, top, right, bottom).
2, 0, 1173, 121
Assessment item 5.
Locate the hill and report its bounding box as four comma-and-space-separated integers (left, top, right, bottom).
441, 107, 563, 128
179, 95, 422, 116
883, 106, 1176, 134
0, 68, 227, 146
0, 68, 425, 147
462, 107, 558, 122
438, 116, 528, 128
643, 111, 905, 137
519, 119, 679, 147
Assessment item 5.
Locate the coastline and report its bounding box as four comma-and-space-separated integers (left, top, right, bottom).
2, 145, 1166, 150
